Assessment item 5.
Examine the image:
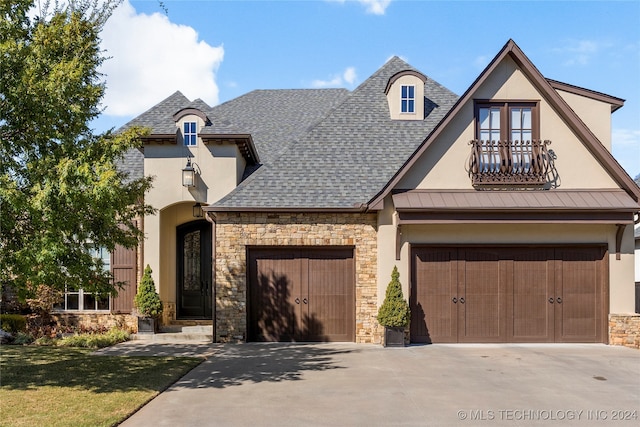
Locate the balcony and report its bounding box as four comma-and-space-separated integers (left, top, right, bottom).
468, 139, 552, 187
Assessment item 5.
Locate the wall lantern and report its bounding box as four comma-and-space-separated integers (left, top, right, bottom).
182, 157, 196, 187
192, 202, 203, 218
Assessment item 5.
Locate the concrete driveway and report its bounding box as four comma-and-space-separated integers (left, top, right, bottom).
120, 343, 640, 426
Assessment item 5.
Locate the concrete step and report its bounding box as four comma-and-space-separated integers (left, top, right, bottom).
159, 325, 213, 334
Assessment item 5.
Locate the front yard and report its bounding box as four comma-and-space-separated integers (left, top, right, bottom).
0, 346, 202, 427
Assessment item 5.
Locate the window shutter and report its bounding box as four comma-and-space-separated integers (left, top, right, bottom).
110, 229, 138, 314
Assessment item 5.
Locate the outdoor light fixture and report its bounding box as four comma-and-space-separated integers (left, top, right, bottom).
182, 157, 195, 187
192, 202, 203, 218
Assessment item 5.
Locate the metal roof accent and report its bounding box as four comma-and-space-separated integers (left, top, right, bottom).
392, 189, 639, 224
392, 189, 640, 212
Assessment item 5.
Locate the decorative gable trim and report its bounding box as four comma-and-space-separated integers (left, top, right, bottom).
384, 70, 428, 95
369, 39, 640, 208
547, 79, 625, 112
172, 107, 209, 123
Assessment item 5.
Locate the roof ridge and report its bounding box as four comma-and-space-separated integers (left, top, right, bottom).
369, 39, 640, 207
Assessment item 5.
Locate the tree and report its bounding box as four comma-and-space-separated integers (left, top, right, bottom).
376, 266, 410, 328
0, 0, 153, 300
134, 265, 163, 318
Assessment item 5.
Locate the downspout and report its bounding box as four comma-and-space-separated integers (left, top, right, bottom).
205, 211, 216, 343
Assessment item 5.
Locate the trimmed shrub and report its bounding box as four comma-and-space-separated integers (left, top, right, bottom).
57, 328, 129, 348
134, 265, 163, 318
0, 314, 27, 333
377, 266, 410, 328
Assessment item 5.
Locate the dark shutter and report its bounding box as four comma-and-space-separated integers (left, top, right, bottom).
110, 238, 138, 314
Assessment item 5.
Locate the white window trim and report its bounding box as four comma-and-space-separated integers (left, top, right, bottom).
184, 121, 198, 146
400, 84, 416, 114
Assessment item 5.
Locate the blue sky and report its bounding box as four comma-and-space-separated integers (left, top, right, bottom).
96, 0, 640, 177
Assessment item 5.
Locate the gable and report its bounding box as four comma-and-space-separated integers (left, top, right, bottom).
396, 54, 618, 191
371, 39, 640, 207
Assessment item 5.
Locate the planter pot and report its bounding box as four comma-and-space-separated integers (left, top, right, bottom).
137, 317, 158, 334
383, 326, 405, 347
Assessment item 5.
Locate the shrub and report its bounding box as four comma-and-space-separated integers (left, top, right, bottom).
377, 266, 410, 328
0, 314, 27, 333
33, 336, 56, 346
57, 328, 129, 349
13, 332, 34, 345
134, 265, 163, 318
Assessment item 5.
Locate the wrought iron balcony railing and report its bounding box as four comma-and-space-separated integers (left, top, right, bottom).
468, 139, 552, 186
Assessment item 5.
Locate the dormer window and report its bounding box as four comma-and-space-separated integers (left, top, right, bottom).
184, 122, 197, 146
385, 70, 426, 120
401, 85, 415, 113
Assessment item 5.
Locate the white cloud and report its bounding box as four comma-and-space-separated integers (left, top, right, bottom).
100, 1, 223, 116
552, 39, 611, 67
311, 67, 358, 88
612, 128, 640, 177
329, 0, 392, 16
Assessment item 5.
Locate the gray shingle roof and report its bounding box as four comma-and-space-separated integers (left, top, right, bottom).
119, 91, 192, 134
203, 89, 350, 165
117, 88, 350, 181
212, 57, 459, 209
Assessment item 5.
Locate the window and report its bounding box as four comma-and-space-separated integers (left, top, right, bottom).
476, 101, 538, 172
470, 101, 548, 186
55, 247, 111, 311
401, 85, 415, 113
184, 121, 197, 146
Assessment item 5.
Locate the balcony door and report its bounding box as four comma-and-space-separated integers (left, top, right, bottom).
177, 220, 212, 319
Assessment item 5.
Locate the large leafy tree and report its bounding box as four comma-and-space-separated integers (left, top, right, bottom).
0, 0, 153, 300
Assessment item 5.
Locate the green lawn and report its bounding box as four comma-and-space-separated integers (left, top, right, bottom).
0, 346, 203, 427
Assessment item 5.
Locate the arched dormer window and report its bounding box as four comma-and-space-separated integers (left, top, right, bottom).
172, 108, 209, 147
385, 70, 427, 120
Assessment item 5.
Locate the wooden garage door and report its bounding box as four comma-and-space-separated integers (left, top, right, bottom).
247, 247, 355, 342
411, 246, 606, 344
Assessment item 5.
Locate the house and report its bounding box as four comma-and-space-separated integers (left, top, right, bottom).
56, 39, 640, 347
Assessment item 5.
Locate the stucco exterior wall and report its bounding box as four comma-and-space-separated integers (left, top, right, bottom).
142, 113, 246, 300
214, 212, 380, 343
556, 89, 612, 151
396, 56, 618, 191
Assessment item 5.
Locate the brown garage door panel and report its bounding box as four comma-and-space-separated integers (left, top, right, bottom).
248, 247, 355, 343
555, 247, 606, 343
411, 246, 606, 344
458, 249, 505, 343
509, 248, 554, 342
411, 248, 458, 343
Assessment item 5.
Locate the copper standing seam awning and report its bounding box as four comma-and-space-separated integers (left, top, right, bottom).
390, 189, 640, 260
392, 189, 639, 224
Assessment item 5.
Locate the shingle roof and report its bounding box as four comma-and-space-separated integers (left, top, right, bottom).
119, 91, 192, 135
212, 57, 459, 210
203, 89, 350, 165
117, 88, 350, 181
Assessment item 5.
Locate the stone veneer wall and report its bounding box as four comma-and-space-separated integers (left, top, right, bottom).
609, 314, 640, 349
214, 212, 380, 343
52, 313, 138, 333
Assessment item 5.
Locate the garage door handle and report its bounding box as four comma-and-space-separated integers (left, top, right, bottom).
556, 297, 562, 304
303, 298, 308, 304
452, 297, 457, 303
459, 297, 465, 304
549, 297, 554, 304
295, 298, 300, 304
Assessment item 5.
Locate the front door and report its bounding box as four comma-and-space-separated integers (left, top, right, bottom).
177, 221, 212, 319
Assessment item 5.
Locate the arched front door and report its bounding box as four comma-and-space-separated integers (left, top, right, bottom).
176, 220, 212, 319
